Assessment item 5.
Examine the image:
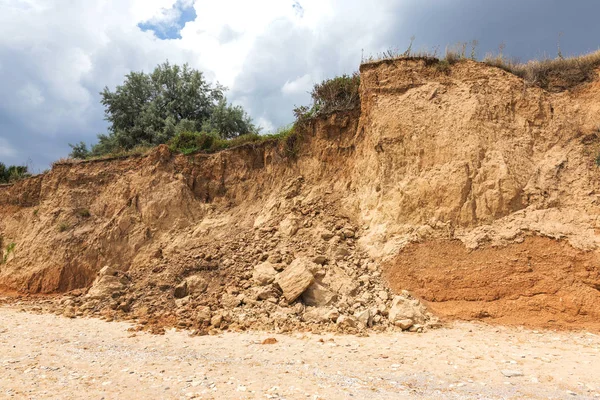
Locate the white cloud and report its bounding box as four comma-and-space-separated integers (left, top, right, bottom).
281, 74, 313, 95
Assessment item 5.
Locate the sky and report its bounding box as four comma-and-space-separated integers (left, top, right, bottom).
1, 0, 600, 171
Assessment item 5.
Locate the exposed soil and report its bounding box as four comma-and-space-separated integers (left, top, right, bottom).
384, 236, 600, 331
2, 59, 600, 333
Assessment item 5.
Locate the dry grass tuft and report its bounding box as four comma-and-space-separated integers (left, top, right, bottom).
483, 50, 600, 91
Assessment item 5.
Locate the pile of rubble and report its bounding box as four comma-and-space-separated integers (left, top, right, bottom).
58, 206, 440, 334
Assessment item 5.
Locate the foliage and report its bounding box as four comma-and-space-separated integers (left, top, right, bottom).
482, 49, 600, 91
76, 61, 257, 158
362, 37, 600, 92
168, 124, 297, 156
293, 73, 360, 122
0, 162, 30, 184
76, 208, 91, 218
57, 222, 70, 232
68, 142, 90, 159
1, 240, 16, 264
201, 99, 256, 139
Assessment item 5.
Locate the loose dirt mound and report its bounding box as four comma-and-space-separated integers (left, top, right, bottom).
2, 59, 600, 332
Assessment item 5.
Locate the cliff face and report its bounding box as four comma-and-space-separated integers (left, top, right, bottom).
1, 59, 600, 330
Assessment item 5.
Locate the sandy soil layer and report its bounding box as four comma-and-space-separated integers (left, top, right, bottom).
1, 306, 599, 399
385, 236, 600, 330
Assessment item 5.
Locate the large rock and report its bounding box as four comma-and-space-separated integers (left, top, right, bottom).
301, 281, 336, 307
388, 293, 429, 328
252, 262, 277, 286
174, 275, 208, 299
275, 258, 315, 302
86, 266, 128, 300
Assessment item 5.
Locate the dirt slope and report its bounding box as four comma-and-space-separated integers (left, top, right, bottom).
1, 59, 600, 331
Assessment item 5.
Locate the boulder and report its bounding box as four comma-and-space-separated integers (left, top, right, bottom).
301, 281, 336, 307
252, 262, 277, 286
354, 309, 372, 327
86, 268, 128, 300
174, 275, 208, 299
275, 258, 315, 302
388, 294, 429, 326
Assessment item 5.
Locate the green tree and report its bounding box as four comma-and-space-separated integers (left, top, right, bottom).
202, 98, 256, 139
68, 142, 90, 159
0, 162, 30, 183
89, 61, 256, 156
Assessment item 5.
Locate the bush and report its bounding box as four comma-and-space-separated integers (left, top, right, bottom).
0, 163, 30, 184
168, 125, 298, 156
293, 73, 360, 123
168, 131, 219, 154
1, 241, 16, 264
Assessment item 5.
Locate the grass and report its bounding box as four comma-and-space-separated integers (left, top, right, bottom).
168, 125, 298, 156
57, 222, 71, 232
482, 50, 600, 91
76, 208, 91, 218
53, 145, 154, 166
362, 39, 600, 92
1, 241, 16, 264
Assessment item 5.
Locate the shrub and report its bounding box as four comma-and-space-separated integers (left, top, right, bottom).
293, 73, 360, 123
168, 131, 219, 154
1, 241, 16, 264
0, 163, 30, 184
311, 73, 360, 115
57, 222, 70, 232
76, 208, 91, 218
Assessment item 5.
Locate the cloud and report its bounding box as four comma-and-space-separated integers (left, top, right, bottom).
0, 137, 17, 158
138, 0, 196, 40
1, 0, 600, 169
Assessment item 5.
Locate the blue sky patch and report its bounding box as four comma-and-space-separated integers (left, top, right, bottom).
138, 0, 197, 40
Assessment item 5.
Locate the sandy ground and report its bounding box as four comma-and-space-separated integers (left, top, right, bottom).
0, 306, 599, 399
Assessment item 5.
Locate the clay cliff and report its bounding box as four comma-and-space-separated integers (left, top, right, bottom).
1, 59, 600, 331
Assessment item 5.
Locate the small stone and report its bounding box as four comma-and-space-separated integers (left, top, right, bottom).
196, 306, 212, 323
313, 255, 328, 265
336, 315, 357, 328
320, 230, 335, 240
378, 291, 389, 301
501, 370, 524, 378
210, 314, 223, 327
342, 228, 355, 238
394, 319, 414, 330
